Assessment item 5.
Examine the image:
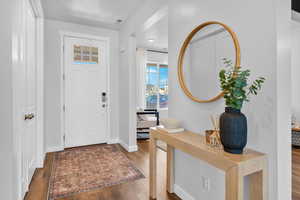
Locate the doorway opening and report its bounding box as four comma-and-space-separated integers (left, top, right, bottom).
133, 11, 169, 145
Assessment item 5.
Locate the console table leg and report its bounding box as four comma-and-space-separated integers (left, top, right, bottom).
250, 160, 267, 200
167, 145, 174, 193
149, 137, 157, 199
226, 166, 243, 200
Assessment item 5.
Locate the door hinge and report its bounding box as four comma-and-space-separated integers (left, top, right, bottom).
63, 105, 66, 112
63, 74, 65, 81
63, 135, 66, 143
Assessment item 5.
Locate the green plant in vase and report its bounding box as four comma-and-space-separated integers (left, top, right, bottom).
218, 58, 265, 154
219, 58, 265, 110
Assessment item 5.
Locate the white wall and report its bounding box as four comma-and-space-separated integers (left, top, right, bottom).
169, 1, 291, 200
0, 0, 26, 199
292, 20, 300, 122
119, 0, 167, 149
136, 48, 147, 109
44, 19, 119, 151
0, 0, 14, 199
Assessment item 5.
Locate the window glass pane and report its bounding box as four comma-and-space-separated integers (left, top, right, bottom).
74, 45, 81, 62
73, 45, 99, 64
146, 64, 158, 109
91, 47, 99, 63
159, 65, 168, 108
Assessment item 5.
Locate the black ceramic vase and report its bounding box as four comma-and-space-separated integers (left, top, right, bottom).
220, 107, 247, 154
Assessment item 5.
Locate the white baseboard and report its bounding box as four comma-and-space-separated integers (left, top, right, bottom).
128, 145, 138, 152
46, 140, 138, 153
174, 184, 196, 200
46, 146, 64, 153
36, 152, 46, 168
119, 139, 138, 152
107, 138, 120, 144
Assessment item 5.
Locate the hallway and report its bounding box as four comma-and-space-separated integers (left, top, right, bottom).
0, 0, 294, 199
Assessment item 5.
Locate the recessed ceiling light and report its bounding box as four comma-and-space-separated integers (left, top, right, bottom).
148, 39, 155, 43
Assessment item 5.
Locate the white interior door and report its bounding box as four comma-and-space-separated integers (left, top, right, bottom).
64, 36, 108, 148
21, 0, 37, 195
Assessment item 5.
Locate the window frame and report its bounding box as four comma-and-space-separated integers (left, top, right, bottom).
145, 61, 168, 110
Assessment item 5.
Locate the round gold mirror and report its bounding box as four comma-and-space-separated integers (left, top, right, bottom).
178, 21, 241, 103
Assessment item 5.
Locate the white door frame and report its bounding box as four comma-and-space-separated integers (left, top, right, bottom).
31, 0, 45, 169
27, 0, 44, 168
60, 31, 111, 148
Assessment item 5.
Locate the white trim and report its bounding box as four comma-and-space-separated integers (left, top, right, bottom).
46, 146, 64, 153
128, 36, 138, 150
29, 0, 44, 18
60, 31, 112, 148
119, 139, 138, 152
46, 139, 138, 153
107, 138, 120, 144
174, 184, 196, 200
60, 33, 65, 148
35, 17, 44, 168
60, 31, 110, 42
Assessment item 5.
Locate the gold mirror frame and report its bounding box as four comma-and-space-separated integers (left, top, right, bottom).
178, 21, 241, 103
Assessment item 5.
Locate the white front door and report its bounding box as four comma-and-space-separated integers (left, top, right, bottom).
21, 0, 37, 195
64, 36, 108, 148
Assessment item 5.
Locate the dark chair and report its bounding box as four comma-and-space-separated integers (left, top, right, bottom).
136, 109, 160, 140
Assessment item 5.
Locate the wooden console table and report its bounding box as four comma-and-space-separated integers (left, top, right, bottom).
149, 128, 267, 200
293, 127, 300, 132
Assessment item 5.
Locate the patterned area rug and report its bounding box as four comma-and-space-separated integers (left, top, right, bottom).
48, 144, 144, 200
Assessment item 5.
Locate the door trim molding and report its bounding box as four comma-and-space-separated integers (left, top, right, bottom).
128, 36, 138, 151
28, 0, 44, 169
35, 17, 45, 168
29, 0, 44, 18
60, 31, 112, 148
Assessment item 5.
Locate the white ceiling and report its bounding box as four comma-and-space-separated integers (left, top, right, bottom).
136, 10, 168, 51
41, 0, 146, 29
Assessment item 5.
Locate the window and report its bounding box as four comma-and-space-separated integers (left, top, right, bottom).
145, 63, 168, 109
73, 45, 99, 64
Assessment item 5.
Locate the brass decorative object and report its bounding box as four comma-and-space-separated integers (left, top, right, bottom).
205, 115, 221, 146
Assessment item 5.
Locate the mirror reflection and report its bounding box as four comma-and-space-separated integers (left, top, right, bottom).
182, 24, 236, 100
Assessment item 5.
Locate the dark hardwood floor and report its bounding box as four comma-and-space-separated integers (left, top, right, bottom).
24, 140, 181, 200
294, 148, 300, 200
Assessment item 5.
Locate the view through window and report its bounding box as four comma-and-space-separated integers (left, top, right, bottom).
146, 63, 168, 109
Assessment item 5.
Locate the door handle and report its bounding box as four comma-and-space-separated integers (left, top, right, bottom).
24, 113, 35, 120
